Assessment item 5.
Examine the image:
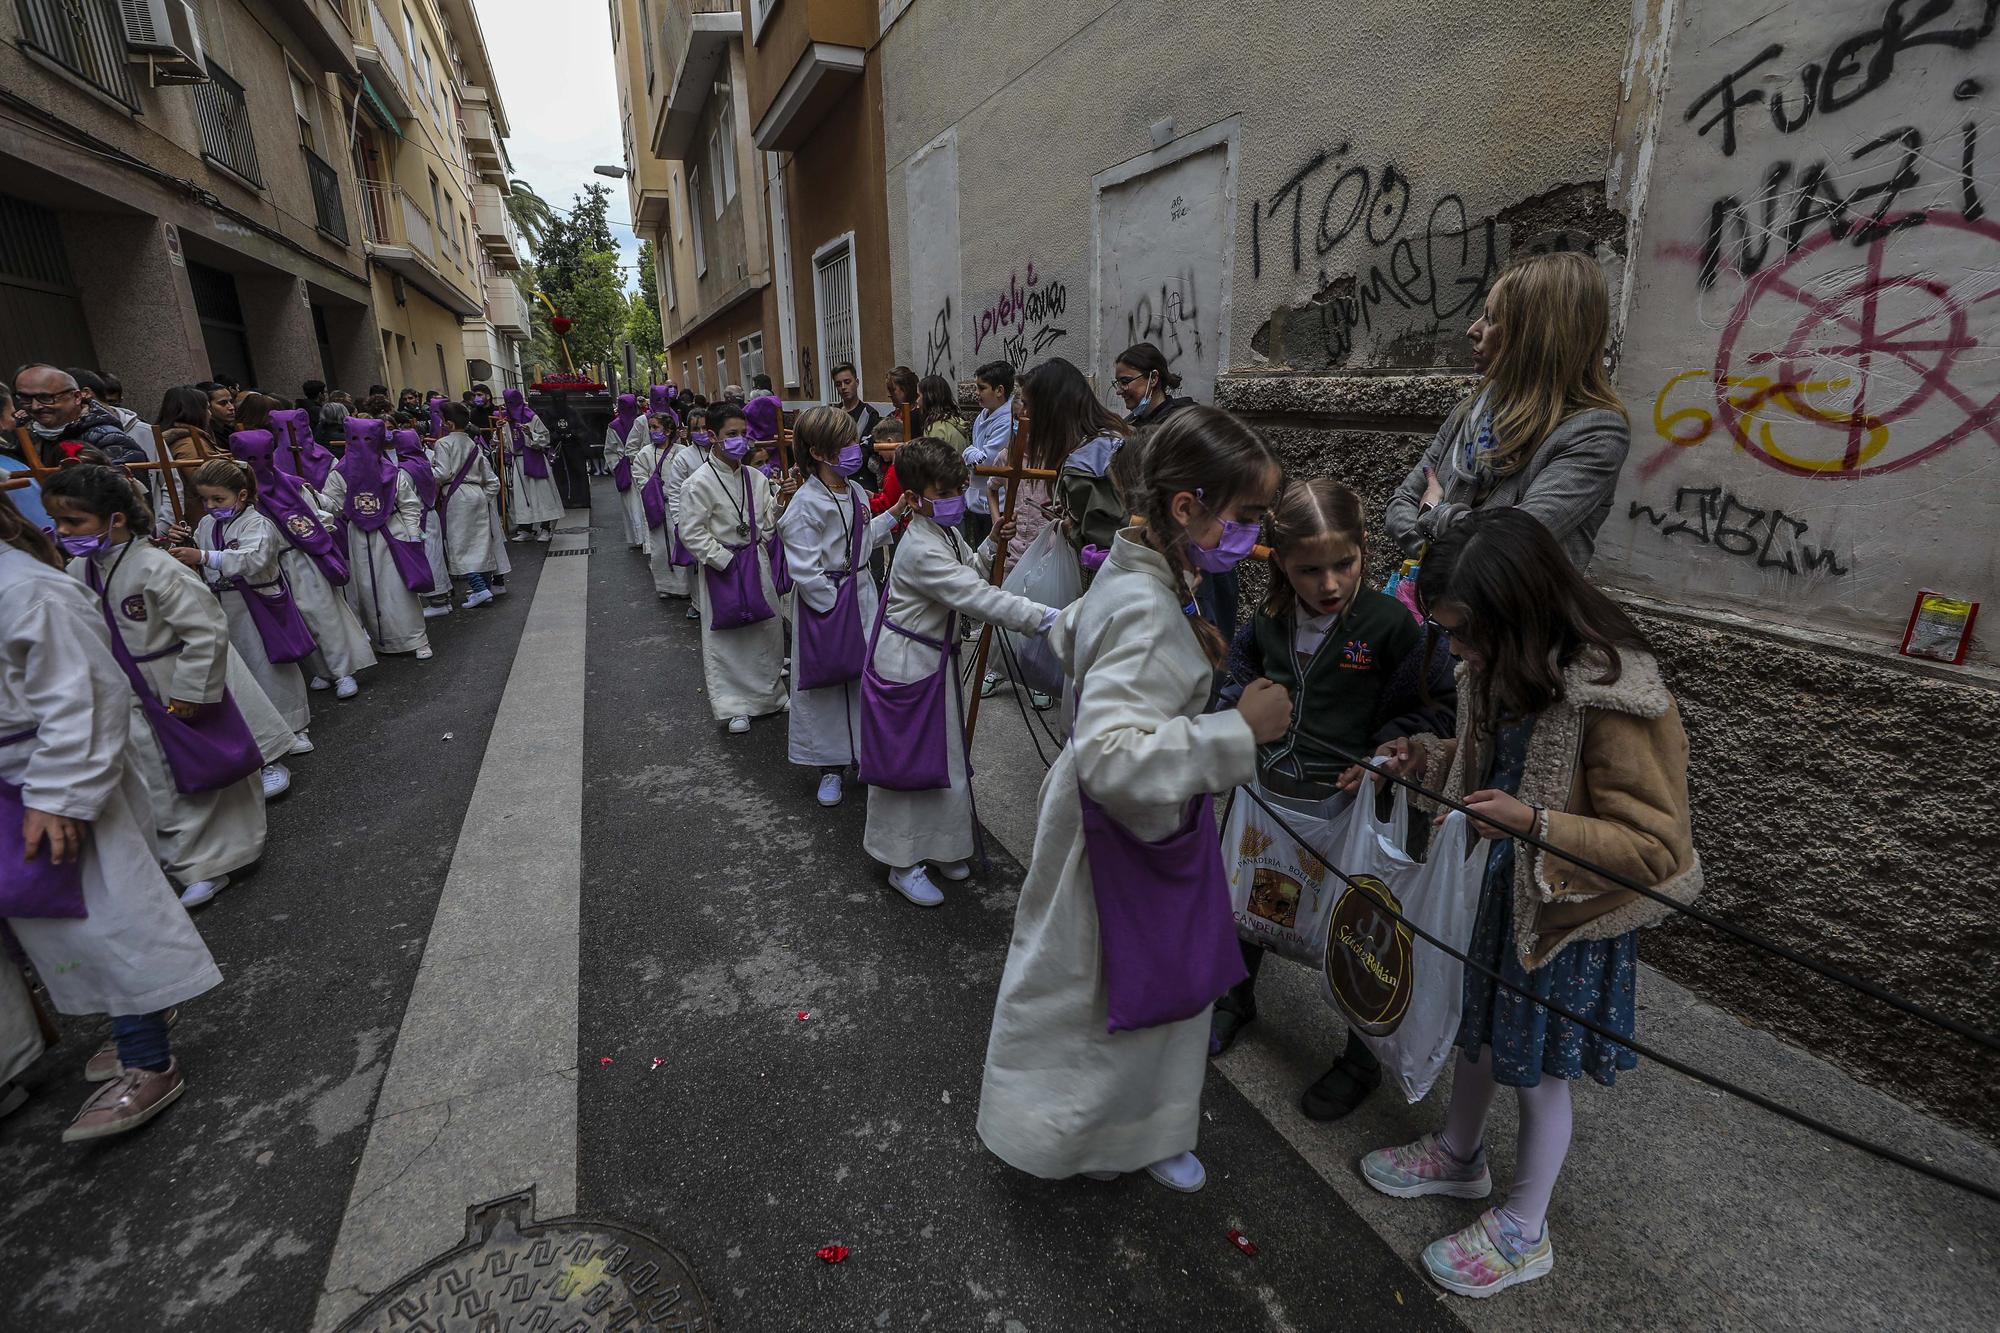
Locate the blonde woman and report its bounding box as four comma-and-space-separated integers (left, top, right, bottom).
1385, 252, 1629, 571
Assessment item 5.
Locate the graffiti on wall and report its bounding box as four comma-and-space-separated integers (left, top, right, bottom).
1628, 485, 1850, 576
1248, 142, 1501, 367
905, 131, 963, 385
1124, 268, 1202, 373
924, 298, 955, 378
972, 263, 1069, 372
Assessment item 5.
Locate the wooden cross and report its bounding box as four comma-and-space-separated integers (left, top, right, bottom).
12, 424, 208, 525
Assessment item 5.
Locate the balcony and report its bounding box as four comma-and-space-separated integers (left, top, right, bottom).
354, 0, 414, 120
633, 184, 673, 229
488, 280, 530, 340
472, 183, 523, 270
358, 180, 483, 316
652, 0, 740, 160
267, 0, 359, 78
16, 0, 139, 111
193, 61, 264, 187
461, 86, 505, 183
303, 146, 349, 244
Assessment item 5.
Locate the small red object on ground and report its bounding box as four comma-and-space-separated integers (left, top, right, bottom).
651, 1056, 664, 1070
1228, 1229, 1257, 1257
797, 1011, 809, 1021
815, 1244, 850, 1265
598, 1056, 613, 1066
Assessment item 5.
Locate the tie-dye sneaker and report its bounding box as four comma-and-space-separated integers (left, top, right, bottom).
1359, 1132, 1493, 1200
1422, 1207, 1555, 1298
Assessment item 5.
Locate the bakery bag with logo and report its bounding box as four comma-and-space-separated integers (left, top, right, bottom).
1223, 779, 1408, 966
1318, 807, 1488, 1102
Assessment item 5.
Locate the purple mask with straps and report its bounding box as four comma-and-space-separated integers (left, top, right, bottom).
1190, 519, 1260, 572
928, 495, 967, 528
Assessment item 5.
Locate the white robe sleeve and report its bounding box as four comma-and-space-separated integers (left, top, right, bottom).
319, 470, 347, 516
906, 527, 1047, 635
1067, 602, 1257, 809
394, 471, 425, 534
778, 496, 839, 615
679, 465, 733, 572
9, 583, 130, 820
202, 515, 284, 583
153, 560, 232, 707
865, 510, 900, 553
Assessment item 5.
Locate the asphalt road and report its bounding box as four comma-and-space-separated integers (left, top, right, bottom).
1, 480, 1454, 1332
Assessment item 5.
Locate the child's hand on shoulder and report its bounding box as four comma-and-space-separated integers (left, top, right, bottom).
167, 546, 203, 568
1236, 678, 1292, 744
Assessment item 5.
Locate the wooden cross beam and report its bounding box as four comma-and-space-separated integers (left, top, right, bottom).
12, 425, 207, 524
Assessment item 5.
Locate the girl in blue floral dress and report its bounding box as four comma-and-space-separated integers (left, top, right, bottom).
1357, 509, 1704, 1299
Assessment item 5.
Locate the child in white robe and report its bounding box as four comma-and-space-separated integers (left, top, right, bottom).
43, 465, 292, 910
636, 413, 684, 598
0, 500, 223, 1142
975, 408, 1290, 1195
501, 388, 564, 540
172, 458, 313, 754
321, 418, 434, 660
861, 437, 1056, 907
777, 407, 910, 806
432, 403, 502, 609
679, 403, 786, 732
662, 410, 710, 617
605, 393, 650, 552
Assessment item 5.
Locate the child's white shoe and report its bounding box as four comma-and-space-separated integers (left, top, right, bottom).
179, 874, 230, 908
816, 773, 843, 806
463, 589, 494, 609
932, 859, 972, 882
289, 731, 314, 755
686, 604, 700, 620
1145, 1151, 1206, 1193
261, 764, 291, 798
887, 865, 944, 908
727, 716, 751, 734
423, 604, 452, 619
308, 675, 331, 691
416, 646, 435, 660
334, 676, 359, 699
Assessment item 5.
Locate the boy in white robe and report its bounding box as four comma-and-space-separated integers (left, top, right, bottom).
635, 415, 683, 597
860, 437, 1055, 907
605, 394, 651, 552
0, 524, 222, 1142
662, 414, 711, 616
432, 404, 502, 608
500, 389, 564, 540
319, 418, 434, 659
679, 403, 787, 732
777, 407, 909, 806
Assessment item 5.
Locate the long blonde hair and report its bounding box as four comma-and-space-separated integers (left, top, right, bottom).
1474, 252, 1625, 478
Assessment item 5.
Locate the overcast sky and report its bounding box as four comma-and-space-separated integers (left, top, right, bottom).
479, 0, 643, 290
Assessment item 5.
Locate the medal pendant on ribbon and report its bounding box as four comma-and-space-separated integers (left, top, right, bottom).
735, 522, 750, 538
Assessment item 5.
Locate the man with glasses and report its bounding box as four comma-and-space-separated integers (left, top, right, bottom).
10, 364, 145, 464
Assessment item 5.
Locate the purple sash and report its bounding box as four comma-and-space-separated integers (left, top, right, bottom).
0, 728, 87, 919
514, 420, 550, 479
206, 515, 317, 663
230, 428, 349, 587
768, 534, 793, 595
670, 525, 695, 568
856, 588, 955, 792
704, 465, 776, 630
87, 564, 263, 796
793, 491, 869, 691
1080, 787, 1246, 1033
613, 455, 634, 492
641, 460, 668, 530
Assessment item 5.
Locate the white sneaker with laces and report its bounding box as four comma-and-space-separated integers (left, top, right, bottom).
289, 731, 314, 755
887, 865, 945, 908
334, 675, 359, 699
932, 859, 972, 882
308, 676, 331, 691
726, 716, 751, 734
463, 589, 495, 609
178, 874, 229, 908
261, 765, 291, 799
423, 604, 452, 619
816, 773, 843, 807
1145, 1151, 1206, 1193
415, 646, 435, 660
536, 530, 552, 542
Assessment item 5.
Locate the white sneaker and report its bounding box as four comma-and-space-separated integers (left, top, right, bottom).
415, 646, 435, 660
308, 675, 331, 691
334, 675, 359, 700
510, 530, 531, 542
727, 716, 751, 735
816, 773, 843, 807
178, 874, 229, 909
463, 589, 494, 609
1145, 1151, 1206, 1193
261, 764, 291, 799
289, 731, 314, 755
887, 864, 945, 908
491, 583, 509, 596
932, 859, 972, 882
536, 530, 552, 542
686, 605, 700, 620
423, 604, 452, 619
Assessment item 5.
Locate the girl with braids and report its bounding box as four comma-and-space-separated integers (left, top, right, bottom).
42, 465, 294, 910
977, 406, 1290, 1194
167, 458, 314, 752
0, 489, 222, 1142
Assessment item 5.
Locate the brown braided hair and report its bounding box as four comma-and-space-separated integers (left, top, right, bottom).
1131, 406, 1280, 668
193, 456, 257, 500
0, 489, 60, 568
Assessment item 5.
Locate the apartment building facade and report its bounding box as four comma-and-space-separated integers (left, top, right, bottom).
0, 0, 382, 407
351, 0, 527, 394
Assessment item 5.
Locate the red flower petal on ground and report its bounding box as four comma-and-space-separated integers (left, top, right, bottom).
815, 1244, 850, 1264
598, 1056, 614, 1066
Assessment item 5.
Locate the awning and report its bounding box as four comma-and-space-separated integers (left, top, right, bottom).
359, 78, 402, 138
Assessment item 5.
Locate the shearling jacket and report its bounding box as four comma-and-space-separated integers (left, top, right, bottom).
1411, 646, 1701, 969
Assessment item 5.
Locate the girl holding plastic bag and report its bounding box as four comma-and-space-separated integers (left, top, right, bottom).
976, 408, 1290, 1194
778, 408, 911, 807
1211, 478, 1456, 1124
1357, 508, 1701, 1299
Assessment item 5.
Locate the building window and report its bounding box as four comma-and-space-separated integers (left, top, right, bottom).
670, 171, 682, 241
695, 355, 707, 397
765, 153, 799, 387
812, 234, 860, 401
15, 0, 139, 110
688, 170, 707, 276
193, 59, 264, 186
707, 128, 726, 219
717, 94, 738, 204
750, 0, 776, 43
290, 69, 319, 152
428, 171, 444, 229
682, 358, 691, 389
715, 345, 729, 388
403, 7, 419, 74
640, 0, 655, 88
738, 333, 764, 386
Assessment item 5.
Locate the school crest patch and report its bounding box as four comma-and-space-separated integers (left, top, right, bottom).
286, 513, 317, 538
120, 595, 148, 622
354, 492, 383, 516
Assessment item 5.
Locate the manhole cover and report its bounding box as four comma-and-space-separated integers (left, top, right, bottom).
337, 1189, 712, 1331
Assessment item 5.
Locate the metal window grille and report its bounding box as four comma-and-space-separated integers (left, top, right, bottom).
815, 244, 857, 386
303, 147, 348, 242
194, 59, 264, 185
14, 0, 139, 109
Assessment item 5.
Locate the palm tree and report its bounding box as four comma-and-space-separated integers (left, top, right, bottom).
505, 179, 555, 258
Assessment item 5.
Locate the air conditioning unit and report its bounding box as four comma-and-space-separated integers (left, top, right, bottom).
120, 0, 207, 85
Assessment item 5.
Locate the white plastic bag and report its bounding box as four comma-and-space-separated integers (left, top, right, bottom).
1318, 805, 1489, 1102
1224, 779, 1409, 965
996, 524, 1081, 695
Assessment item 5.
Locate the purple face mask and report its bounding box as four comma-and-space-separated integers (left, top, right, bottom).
928, 494, 967, 528
720, 433, 752, 462
833, 442, 865, 477
1189, 518, 1260, 573
758, 461, 778, 478
691, 431, 712, 446
650, 429, 666, 445
60, 532, 111, 558
208, 506, 239, 523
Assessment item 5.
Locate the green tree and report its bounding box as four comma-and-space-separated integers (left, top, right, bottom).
504, 179, 555, 257
626, 240, 665, 381
528, 185, 625, 377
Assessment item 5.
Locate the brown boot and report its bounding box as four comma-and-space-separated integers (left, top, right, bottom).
61, 1060, 185, 1143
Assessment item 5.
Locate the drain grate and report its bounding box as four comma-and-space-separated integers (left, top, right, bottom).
553, 525, 592, 534
337, 1189, 711, 1331
546, 546, 594, 558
